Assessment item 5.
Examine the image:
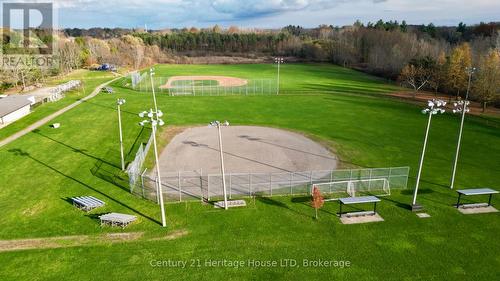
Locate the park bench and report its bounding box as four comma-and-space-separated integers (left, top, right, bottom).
99, 213, 137, 228
72, 196, 105, 212
456, 188, 498, 208
101, 86, 114, 94
338, 196, 380, 218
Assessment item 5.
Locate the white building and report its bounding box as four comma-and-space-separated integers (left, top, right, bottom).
0, 96, 35, 127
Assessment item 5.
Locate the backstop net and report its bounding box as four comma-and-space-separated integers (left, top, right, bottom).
312, 178, 390, 200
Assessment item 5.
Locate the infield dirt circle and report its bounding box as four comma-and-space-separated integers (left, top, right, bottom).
157, 126, 337, 174
159, 76, 248, 89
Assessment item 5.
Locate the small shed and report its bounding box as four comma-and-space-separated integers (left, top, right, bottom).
0, 96, 34, 126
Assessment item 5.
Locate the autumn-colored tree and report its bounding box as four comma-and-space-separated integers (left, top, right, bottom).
311, 186, 325, 219
212, 24, 222, 33
429, 51, 447, 95
447, 43, 472, 98
228, 26, 240, 34
473, 49, 500, 112
398, 57, 434, 98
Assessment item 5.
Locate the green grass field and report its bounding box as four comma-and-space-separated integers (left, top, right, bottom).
0, 64, 499, 280
0, 70, 114, 141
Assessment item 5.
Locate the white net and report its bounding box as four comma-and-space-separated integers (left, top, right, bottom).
313, 178, 390, 200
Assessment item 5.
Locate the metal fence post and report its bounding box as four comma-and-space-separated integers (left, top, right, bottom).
229, 174, 232, 199
178, 171, 182, 202
208, 174, 210, 201
330, 171, 333, 193
270, 173, 273, 196
249, 174, 252, 197
368, 169, 373, 191
388, 167, 393, 188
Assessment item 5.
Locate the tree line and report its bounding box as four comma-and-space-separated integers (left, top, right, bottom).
1, 22, 499, 110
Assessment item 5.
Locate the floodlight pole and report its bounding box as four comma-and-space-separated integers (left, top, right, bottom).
139, 109, 166, 227
151, 121, 167, 227
210, 121, 229, 210
450, 67, 475, 189
150, 68, 158, 113
117, 99, 126, 171
274, 57, 283, 95
412, 100, 446, 209
216, 123, 229, 210
412, 111, 433, 206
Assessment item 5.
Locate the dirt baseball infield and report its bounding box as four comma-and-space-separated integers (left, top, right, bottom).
159, 76, 248, 89
157, 126, 337, 174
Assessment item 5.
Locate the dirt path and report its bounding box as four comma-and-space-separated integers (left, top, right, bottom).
0, 229, 189, 252
0, 76, 121, 149
0, 232, 144, 252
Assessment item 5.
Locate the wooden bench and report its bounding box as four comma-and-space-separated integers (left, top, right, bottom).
338, 196, 381, 218
456, 188, 498, 208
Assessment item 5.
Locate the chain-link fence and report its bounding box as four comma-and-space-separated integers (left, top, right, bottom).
131, 167, 410, 204
126, 134, 153, 192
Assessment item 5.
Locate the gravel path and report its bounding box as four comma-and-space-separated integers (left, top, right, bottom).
0, 76, 120, 149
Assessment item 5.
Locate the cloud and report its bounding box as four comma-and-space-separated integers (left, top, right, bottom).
7, 0, 496, 28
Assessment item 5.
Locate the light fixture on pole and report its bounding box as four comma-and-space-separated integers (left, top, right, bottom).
209, 120, 230, 210
139, 108, 166, 227
117, 98, 126, 171
450, 67, 475, 189
274, 57, 284, 95
411, 99, 446, 211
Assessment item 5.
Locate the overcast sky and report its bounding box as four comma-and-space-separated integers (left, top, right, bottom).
4, 0, 500, 29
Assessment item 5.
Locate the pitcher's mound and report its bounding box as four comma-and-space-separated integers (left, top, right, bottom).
157, 126, 337, 174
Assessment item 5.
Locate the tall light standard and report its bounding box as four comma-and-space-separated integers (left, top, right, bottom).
209, 120, 230, 210
450, 67, 475, 189
149, 68, 158, 113
412, 99, 446, 211
274, 57, 284, 95
117, 98, 126, 171
139, 108, 166, 227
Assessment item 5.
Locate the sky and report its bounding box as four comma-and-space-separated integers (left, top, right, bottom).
2, 0, 500, 29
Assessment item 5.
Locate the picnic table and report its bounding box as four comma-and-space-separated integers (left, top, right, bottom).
338, 196, 381, 217
99, 213, 137, 228
72, 196, 105, 211
456, 188, 498, 208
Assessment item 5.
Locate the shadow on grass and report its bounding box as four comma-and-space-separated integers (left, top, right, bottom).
8, 148, 159, 225
379, 196, 412, 211
32, 129, 121, 169
85, 212, 108, 223
401, 188, 434, 195
256, 196, 311, 218
80, 99, 138, 116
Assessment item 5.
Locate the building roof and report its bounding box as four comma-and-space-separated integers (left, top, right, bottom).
0, 96, 33, 118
